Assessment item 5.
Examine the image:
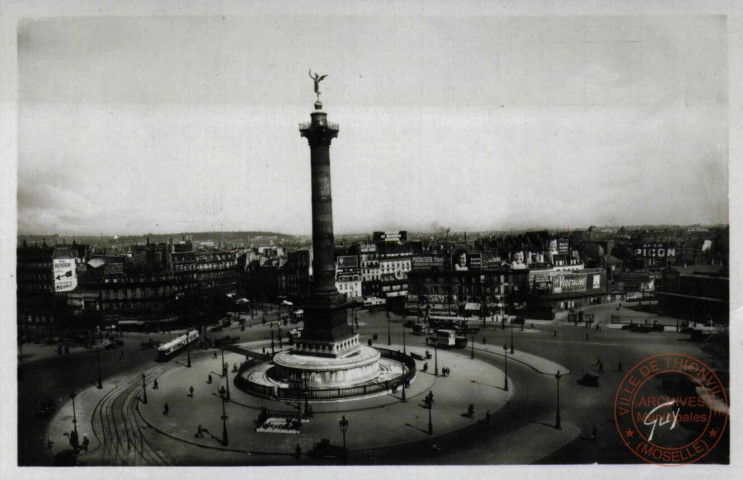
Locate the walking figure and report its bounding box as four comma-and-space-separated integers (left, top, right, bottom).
553, 330, 557, 337
596, 356, 602, 366
208, 374, 213, 384
189, 385, 194, 397
195, 424, 204, 438
153, 378, 159, 390
467, 404, 475, 418
585, 333, 589, 341
163, 403, 169, 415
617, 361, 623, 372
423, 362, 428, 373
213, 351, 218, 359
486, 410, 491, 423
483, 337, 487, 344
233, 363, 238, 373
295, 442, 302, 460
598, 361, 604, 373
82, 436, 89, 452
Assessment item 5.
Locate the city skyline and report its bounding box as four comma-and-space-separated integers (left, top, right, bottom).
18, 16, 728, 236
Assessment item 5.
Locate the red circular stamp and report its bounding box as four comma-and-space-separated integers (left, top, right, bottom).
613, 353, 728, 465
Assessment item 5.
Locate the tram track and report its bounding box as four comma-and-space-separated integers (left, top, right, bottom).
90, 365, 170, 465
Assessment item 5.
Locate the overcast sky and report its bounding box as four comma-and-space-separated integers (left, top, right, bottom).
17, 15, 728, 236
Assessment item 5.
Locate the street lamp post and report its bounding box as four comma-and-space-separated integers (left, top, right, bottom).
187, 343, 191, 368
434, 340, 439, 377
141, 373, 148, 404
510, 321, 514, 354
471, 335, 475, 359
220, 388, 229, 446
402, 328, 406, 355
339, 415, 349, 463
401, 361, 407, 402
96, 347, 103, 389
387, 311, 391, 346
427, 391, 434, 435
503, 344, 509, 391
70, 391, 78, 436
221, 347, 230, 400
271, 329, 275, 355
555, 370, 562, 429
303, 373, 310, 414
278, 325, 283, 349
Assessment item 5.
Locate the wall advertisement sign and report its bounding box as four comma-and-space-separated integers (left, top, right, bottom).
552, 274, 587, 294
53, 258, 78, 292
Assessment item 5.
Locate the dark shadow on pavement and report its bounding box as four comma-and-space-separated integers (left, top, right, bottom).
404, 423, 430, 435
470, 379, 508, 392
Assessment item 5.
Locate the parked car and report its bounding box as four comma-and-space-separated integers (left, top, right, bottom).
577, 372, 600, 387
308, 438, 345, 459
403, 320, 416, 328
630, 324, 651, 333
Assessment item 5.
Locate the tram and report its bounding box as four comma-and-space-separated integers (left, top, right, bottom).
157, 329, 200, 361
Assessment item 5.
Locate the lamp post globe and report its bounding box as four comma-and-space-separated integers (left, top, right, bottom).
339, 415, 349, 462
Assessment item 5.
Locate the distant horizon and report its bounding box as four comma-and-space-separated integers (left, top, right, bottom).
16, 222, 730, 242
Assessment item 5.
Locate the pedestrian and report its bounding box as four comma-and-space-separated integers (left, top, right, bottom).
467, 404, 474, 418
46, 440, 54, 451
423, 362, 428, 372
119, 349, 124, 361
617, 361, 622, 372
486, 409, 491, 423
208, 374, 213, 384
213, 351, 218, 359
153, 378, 159, 390
598, 361, 604, 373
233, 363, 237, 373
295, 442, 302, 460
82, 436, 89, 452
189, 385, 194, 397
553, 330, 557, 337
195, 424, 204, 438
163, 403, 169, 415
585, 333, 589, 341
483, 337, 487, 345
596, 356, 602, 366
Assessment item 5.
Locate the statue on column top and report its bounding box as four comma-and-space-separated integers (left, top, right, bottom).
309, 70, 327, 102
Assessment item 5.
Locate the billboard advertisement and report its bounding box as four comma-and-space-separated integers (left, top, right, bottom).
412, 255, 445, 270
336, 255, 359, 270
552, 274, 587, 294
373, 231, 408, 243
451, 251, 482, 271
633, 243, 676, 258
53, 258, 78, 292
359, 244, 377, 254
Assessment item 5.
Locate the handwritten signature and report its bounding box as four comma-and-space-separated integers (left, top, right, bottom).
643, 400, 680, 441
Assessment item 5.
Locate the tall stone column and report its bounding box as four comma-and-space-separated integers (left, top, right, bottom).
299, 101, 355, 356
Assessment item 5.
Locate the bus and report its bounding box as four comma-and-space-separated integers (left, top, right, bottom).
426, 329, 468, 349
428, 316, 480, 334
